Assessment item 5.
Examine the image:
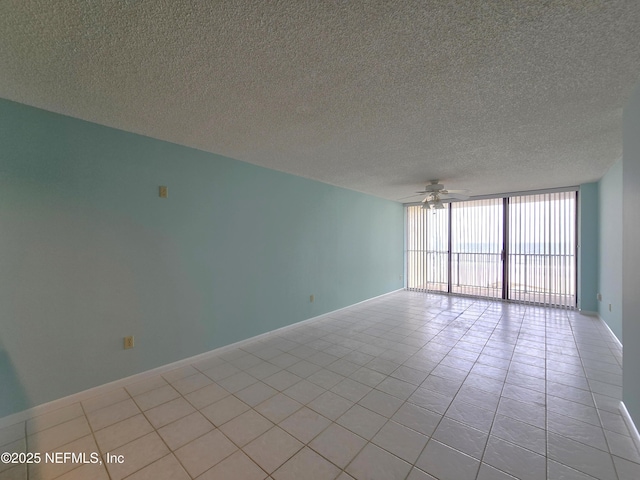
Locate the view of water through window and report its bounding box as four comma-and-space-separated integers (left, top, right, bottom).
406, 191, 576, 308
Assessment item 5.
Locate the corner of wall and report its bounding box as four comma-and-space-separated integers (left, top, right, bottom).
578, 183, 599, 312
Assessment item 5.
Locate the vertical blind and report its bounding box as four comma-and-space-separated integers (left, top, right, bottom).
451, 198, 503, 299
405, 190, 577, 308
508, 191, 576, 307
406, 203, 448, 292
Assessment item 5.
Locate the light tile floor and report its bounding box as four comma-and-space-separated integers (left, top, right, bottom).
1, 291, 639, 480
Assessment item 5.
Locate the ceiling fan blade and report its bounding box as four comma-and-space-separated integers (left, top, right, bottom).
444, 189, 468, 194
397, 193, 424, 200
441, 193, 469, 200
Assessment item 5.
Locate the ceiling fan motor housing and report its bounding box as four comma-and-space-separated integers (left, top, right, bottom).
424, 182, 445, 192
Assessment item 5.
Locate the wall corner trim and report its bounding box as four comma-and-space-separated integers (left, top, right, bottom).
620, 401, 640, 455
0, 288, 403, 429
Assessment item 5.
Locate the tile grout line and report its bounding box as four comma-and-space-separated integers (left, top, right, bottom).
544, 305, 550, 479
473, 300, 518, 479
77, 400, 114, 480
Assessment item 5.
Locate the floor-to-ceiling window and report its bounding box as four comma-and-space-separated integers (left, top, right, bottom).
405, 190, 577, 308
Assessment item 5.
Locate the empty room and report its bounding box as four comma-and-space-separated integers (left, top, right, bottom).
2, 1, 640, 480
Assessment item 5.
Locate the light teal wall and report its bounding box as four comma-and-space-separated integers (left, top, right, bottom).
597, 157, 623, 340
578, 183, 599, 312
0, 99, 404, 418
623, 83, 640, 423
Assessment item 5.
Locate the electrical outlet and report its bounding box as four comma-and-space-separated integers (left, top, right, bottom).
597, 293, 602, 301
159, 186, 168, 198
609, 304, 612, 312
310, 294, 314, 303
124, 336, 135, 349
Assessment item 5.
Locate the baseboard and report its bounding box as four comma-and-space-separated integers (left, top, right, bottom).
620, 402, 640, 455
0, 288, 403, 430
578, 309, 623, 350
596, 314, 623, 350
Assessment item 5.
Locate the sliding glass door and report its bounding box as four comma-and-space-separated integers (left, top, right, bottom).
405, 190, 577, 307
507, 192, 576, 307
451, 198, 503, 299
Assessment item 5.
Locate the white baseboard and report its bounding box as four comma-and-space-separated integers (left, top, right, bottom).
579, 309, 623, 350
596, 314, 623, 349
620, 402, 640, 455
0, 288, 403, 430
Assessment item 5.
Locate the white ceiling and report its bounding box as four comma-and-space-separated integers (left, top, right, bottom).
2, 1, 640, 201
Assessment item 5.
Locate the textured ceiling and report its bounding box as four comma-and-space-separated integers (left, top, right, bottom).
2, 1, 640, 201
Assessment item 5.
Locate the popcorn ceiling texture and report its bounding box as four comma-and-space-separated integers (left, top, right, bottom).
1, 0, 639, 199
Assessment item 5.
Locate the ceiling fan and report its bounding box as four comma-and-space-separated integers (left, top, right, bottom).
414, 180, 469, 210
